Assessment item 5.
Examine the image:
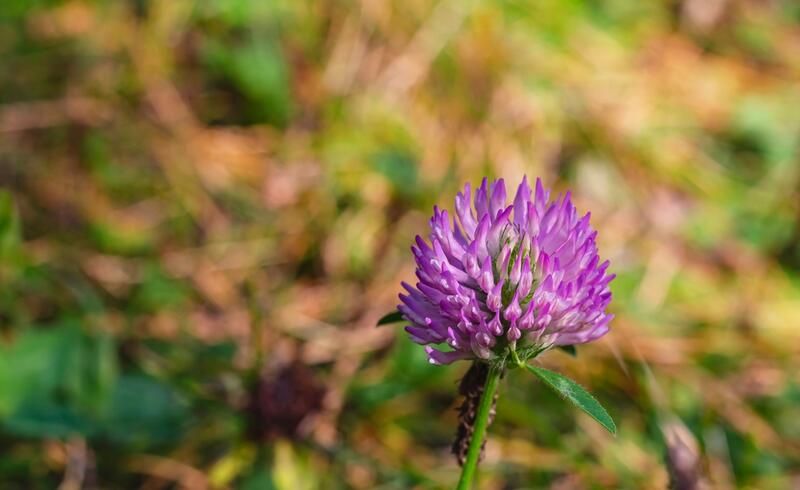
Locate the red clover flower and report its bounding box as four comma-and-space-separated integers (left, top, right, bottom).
399, 177, 615, 365
381, 176, 617, 489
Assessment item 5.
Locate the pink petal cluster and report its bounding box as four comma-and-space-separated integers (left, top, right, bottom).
399, 177, 614, 365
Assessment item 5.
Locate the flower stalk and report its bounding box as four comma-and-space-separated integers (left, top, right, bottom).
384, 176, 617, 483
456, 362, 503, 490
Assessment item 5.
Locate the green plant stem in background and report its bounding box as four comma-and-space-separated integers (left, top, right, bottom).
456, 362, 502, 490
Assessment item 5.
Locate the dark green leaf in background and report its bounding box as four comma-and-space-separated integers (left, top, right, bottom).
0, 191, 21, 259
0, 322, 119, 439
203, 33, 293, 127
101, 374, 189, 447
558, 345, 577, 357
371, 149, 419, 199
5, 401, 94, 438
377, 310, 404, 326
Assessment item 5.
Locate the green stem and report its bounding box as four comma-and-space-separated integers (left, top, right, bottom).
456, 362, 502, 490
510, 347, 524, 368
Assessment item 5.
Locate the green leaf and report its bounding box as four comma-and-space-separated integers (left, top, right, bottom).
525, 365, 616, 435
203, 34, 293, 127
377, 310, 404, 326
101, 374, 189, 447
5, 401, 95, 438
0, 190, 21, 259
558, 345, 577, 357
371, 149, 419, 199
240, 468, 277, 490
0, 321, 119, 438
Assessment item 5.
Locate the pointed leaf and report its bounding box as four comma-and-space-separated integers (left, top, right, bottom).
526, 365, 616, 435
377, 311, 404, 326
558, 345, 577, 357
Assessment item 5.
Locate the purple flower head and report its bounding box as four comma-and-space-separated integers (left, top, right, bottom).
398, 177, 615, 365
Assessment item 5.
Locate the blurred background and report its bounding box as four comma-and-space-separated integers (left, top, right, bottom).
1, 0, 799, 488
